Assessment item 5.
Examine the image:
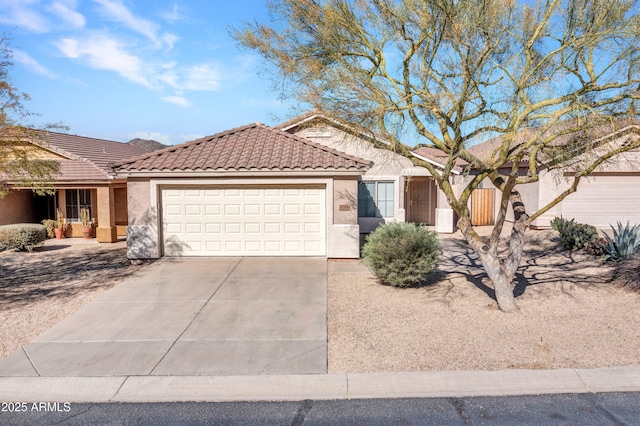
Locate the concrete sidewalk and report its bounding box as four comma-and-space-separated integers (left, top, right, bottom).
0, 366, 639, 402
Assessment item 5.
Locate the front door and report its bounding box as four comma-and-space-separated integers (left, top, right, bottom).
405, 177, 437, 225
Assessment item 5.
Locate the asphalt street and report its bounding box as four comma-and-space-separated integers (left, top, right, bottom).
1, 393, 639, 425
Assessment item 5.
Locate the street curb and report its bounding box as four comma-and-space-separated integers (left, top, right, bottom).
0, 366, 639, 403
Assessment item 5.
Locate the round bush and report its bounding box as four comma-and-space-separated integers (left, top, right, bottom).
0, 223, 46, 252
362, 222, 441, 287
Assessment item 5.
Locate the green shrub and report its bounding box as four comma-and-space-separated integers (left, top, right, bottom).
0, 224, 46, 252
603, 221, 640, 262
41, 219, 56, 239
552, 217, 598, 251
551, 216, 573, 234
362, 222, 441, 287
611, 254, 640, 291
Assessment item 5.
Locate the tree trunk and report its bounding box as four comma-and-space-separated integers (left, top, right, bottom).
457, 216, 525, 313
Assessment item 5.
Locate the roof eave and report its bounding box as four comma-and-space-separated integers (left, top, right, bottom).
409, 151, 460, 175
115, 169, 368, 179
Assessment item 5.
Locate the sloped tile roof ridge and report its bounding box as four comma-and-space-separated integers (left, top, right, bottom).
112, 122, 262, 168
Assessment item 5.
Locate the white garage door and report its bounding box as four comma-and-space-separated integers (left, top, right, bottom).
161, 186, 326, 256
561, 175, 640, 228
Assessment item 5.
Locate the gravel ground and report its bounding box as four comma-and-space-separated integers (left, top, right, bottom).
0, 240, 147, 359
2, 230, 639, 373
328, 229, 640, 372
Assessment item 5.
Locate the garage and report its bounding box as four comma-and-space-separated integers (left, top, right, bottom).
115, 122, 370, 259
161, 186, 326, 256
560, 174, 640, 228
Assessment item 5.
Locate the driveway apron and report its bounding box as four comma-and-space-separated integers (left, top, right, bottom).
0, 257, 327, 377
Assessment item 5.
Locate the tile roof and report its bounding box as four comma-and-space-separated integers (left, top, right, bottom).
37, 131, 148, 180
17, 131, 147, 182
411, 118, 640, 172
114, 123, 372, 172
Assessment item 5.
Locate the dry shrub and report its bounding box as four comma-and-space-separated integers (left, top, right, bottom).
611, 255, 640, 292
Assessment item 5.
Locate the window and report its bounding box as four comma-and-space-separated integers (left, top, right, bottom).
358, 181, 394, 218
65, 189, 92, 222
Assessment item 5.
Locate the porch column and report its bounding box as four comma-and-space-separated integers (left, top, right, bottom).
96, 186, 117, 243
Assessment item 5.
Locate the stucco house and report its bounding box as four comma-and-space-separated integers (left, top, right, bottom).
275, 111, 458, 234
114, 123, 371, 259
413, 121, 640, 229
0, 130, 147, 242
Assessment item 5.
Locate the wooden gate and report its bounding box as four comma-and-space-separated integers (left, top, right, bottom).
471, 188, 495, 226
405, 177, 437, 224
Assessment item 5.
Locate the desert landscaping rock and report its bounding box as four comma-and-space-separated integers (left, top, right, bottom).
0, 240, 146, 359
328, 229, 640, 373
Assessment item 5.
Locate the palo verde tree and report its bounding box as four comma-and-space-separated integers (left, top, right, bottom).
235, 0, 640, 312
0, 36, 59, 197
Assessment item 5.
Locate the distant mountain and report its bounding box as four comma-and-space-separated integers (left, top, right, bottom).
126, 138, 169, 153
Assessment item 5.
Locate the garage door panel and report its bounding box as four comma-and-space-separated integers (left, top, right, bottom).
164, 204, 182, 216
162, 187, 326, 256
561, 176, 640, 228
185, 205, 201, 215
304, 203, 321, 215
284, 223, 301, 233
264, 204, 280, 215
225, 223, 241, 233
245, 223, 261, 233
264, 223, 281, 233
244, 204, 261, 215
225, 204, 241, 215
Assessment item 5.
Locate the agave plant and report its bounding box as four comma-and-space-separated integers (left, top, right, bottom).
603, 221, 640, 262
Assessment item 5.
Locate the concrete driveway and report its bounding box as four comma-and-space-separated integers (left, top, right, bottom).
0, 257, 327, 377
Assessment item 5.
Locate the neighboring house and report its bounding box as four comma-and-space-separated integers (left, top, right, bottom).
275, 112, 458, 234
114, 123, 371, 259
514, 124, 640, 229
0, 130, 148, 242
413, 122, 640, 229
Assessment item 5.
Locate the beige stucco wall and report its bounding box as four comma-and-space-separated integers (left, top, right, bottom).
0, 190, 35, 225
294, 124, 433, 233
332, 178, 358, 225
126, 178, 159, 258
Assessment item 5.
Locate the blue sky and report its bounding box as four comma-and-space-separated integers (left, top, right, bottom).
1, 1, 299, 145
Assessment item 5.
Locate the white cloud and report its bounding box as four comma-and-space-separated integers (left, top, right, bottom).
92, 0, 177, 49
53, 31, 226, 97
54, 34, 153, 88
161, 32, 179, 50
47, 1, 85, 29
0, 0, 50, 33
162, 95, 191, 108
178, 133, 203, 143
161, 4, 183, 24
181, 64, 221, 91
12, 50, 57, 78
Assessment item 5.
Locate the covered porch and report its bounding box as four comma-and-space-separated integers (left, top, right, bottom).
0, 184, 128, 243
